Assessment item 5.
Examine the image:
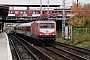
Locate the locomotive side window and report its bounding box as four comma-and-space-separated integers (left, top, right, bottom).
40, 23, 54, 28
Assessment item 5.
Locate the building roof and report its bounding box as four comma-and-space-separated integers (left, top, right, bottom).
0, 5, 9, 18
0, 4, 60, 7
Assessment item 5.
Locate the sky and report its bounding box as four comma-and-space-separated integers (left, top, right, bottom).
0, 0, 89, 5
0, 0, 89, 9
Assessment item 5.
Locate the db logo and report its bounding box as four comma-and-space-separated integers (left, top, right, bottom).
46, 31, 48, 33
45, 33, 49, 35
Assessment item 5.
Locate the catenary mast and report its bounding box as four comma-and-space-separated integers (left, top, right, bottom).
62, 0, 66, 38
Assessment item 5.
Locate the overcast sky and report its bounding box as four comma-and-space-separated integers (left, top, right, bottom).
0, 0, 89, 5
0, 0, 89, 9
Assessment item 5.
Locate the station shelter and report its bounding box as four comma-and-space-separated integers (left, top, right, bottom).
0, 5, 9, 32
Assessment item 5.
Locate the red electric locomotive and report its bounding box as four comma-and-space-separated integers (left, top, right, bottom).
15, 21, 56, 44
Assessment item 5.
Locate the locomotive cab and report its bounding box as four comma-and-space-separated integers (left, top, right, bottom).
37, 21, 56, 44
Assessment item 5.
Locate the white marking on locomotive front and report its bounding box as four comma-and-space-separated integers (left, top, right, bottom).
40, 29, 54, 33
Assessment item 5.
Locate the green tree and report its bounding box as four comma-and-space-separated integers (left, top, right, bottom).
66, 2, 89, 28
83, 3, 90, 27
83, 17, 90, 27
84, 3, 90, 9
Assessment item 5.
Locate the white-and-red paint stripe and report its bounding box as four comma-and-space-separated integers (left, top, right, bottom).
8, 14, 74, 17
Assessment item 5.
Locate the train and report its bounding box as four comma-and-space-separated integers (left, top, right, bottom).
14, 21, 56, 44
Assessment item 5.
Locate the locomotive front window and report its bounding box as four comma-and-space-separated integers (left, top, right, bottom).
40, 23, 54, 28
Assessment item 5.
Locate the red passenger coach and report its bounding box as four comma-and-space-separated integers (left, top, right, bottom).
15, 21, 56, 44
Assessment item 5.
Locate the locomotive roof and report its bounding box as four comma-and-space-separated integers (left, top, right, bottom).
35, 21, 56, 23
17, 22, 33, 27
17, 21, 55, 27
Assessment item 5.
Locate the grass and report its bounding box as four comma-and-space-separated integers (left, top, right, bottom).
10, 46, 14, 50
76, 40, 90, 48
56, 38, 71, 44
56, 28, 90, 49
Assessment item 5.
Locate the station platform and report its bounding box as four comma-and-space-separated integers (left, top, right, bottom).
0, 32, 12, 60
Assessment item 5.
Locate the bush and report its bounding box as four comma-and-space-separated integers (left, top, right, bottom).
72, 28, 90, 45
56, 30, 62, 38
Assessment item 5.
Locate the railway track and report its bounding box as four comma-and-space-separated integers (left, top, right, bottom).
8, 34, 37, 60
55, 42, 90, 54
8, 35, 18, 60
54, 42, 90, 59
49, 46, 88, 60
8, 34, 54, 60
35, 45, 89, 60
8, 34, 90, 60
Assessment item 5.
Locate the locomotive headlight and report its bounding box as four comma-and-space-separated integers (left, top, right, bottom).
53, 34, 54, 35
40, 34, 42, 36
